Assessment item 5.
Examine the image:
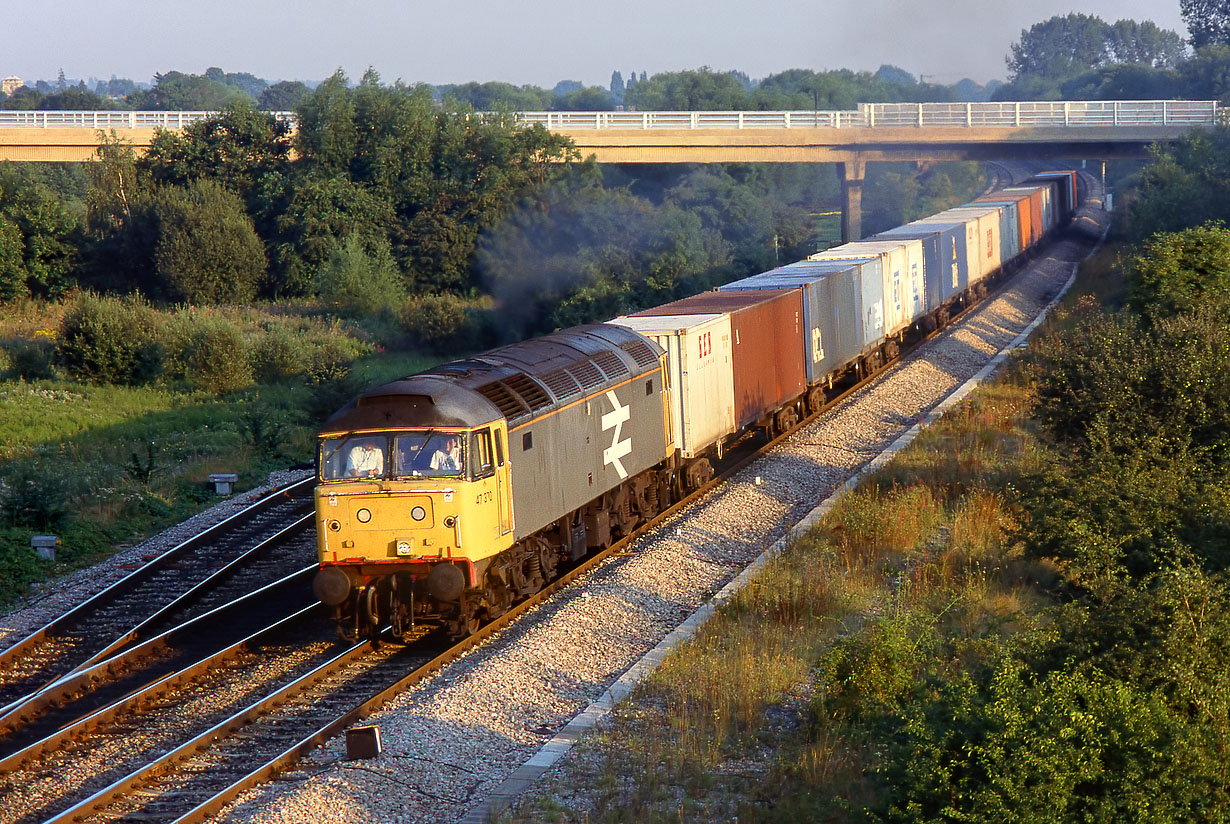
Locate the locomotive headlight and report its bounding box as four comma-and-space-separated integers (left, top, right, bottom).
444, 516, 456, 528
328, 520, 341, 532
411, 506, 426, 521
396, 539, 413, 556
356, 508, 372, 523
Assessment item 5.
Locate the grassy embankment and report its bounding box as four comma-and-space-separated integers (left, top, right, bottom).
509, 241, 1127, 823
0, 299, 441, 610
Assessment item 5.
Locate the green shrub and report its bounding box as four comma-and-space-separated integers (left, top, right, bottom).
56, 292, 165, 385
399, 292, 487, 352
314, 235, 405, 315
183, 317, 252, 393
250, 325, 308, 383
305, 336, 355, 385
0, 532, 47, 602
0, 460, 68, 529
6, 339, 55, 380
151, 179, 267, 304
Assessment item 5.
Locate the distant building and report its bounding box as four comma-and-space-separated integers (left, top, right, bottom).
1, 76, 22, 96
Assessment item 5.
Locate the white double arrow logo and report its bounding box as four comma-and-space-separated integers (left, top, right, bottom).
602, 389, 632, 479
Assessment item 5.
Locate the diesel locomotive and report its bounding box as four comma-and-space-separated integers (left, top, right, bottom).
312, 172, 1083, 640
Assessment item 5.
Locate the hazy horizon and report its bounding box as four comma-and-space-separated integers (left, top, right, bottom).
6, 0, 1190, 92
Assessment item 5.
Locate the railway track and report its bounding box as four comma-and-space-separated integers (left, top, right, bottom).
0, 478, 315, 711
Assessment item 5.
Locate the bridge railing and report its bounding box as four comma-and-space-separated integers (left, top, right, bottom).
0, 102, 1218, 131
0, 110, 296, 129
863, 100, 1220, 128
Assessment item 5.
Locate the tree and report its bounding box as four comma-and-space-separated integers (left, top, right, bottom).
623, 68, 751, 110
1008, 13, 1119, 81
610, 70, 625, 103
151, 179, 266, 303
270, 176, 397, 296
1179, 44, 1230, 101
1183, 0, 1230, 48
0, 166, 78, 301
551, 86, 614, 111
127, 70, 251, 110
436, 81, 553, 110
1126, 130, 1230, 240
1007, 14, 1184, 84
314, 234, 405, 314
139, 102, 293, 258
1108, 19, 1187, 65
257, 80, 310, 111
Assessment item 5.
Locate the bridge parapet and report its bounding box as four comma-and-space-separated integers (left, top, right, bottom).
518, 100, 1220, 130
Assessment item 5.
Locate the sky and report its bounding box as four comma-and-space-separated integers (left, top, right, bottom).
5, 0, 1190, 91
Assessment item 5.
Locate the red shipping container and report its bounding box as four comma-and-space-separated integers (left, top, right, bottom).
632, 290, 805, 430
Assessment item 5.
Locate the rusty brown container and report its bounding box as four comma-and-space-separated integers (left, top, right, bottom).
632, 289, 805, 430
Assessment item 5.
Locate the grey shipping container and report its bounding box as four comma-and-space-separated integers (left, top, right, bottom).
874, 221, 969, 307
719, 261, 865, 387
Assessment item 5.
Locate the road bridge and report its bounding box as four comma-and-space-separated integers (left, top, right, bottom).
0, 100, 1219, 240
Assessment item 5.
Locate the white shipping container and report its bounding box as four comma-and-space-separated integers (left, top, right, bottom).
914, 207, 1002, 284
607, 314, 735, 458
810, 238, 924, 336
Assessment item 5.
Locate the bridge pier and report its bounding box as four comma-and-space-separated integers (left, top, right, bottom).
838, 160, 865, 242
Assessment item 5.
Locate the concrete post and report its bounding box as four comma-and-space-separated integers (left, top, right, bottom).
838, 160, 866, 242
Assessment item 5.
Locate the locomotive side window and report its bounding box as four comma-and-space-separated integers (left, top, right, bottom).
646, 379, 653, 396
523, 431, 533, 451
470, 429, 495, 479
494, 430, 505, 467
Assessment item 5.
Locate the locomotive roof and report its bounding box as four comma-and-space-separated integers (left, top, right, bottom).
320, 323, 664, 434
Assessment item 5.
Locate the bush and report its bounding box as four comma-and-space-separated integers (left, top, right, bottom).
882, 660, 1218, 824
151, 179, 267, 304
5, 339, 55, 380
398, 292, 488, 352
56, 292, 165, 385
0, 460, 68, 529
183, 316, 252, 393
1127, 222, 1230, 322
305, 336, 356, 385
314, 235, 405, 315
251, 325, 308, 383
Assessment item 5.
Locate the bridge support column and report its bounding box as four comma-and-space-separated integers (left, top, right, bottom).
838, 161, 865, 242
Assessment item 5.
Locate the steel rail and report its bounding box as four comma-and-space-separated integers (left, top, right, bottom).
58, 512, 315, 679
0, 580, 321, 775
0, 477, 314, 666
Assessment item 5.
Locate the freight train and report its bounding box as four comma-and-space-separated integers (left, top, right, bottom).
312, 171, 1082, 641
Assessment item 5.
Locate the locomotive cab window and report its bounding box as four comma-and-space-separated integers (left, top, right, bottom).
494, 430, 505, 467
390, 430, 466, 478
470, 429, 495, 479
320, 435, 388, 481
